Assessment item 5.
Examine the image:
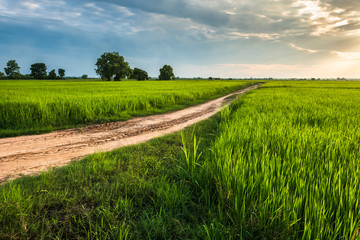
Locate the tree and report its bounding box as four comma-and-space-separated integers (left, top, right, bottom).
131, 68, 149, 81
49, 69, 57, 79
0, 72, 5, 79
114, 66, 132, 81
4, 60, 20, 78
95, 52, 132, 81
30, 63, 47, 79
158, 65, 175, 80
58, 69, 65, 79
81, 74, 88, 79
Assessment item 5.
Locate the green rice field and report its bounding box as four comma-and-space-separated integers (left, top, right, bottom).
0, 79, 255, 138
1, 80, 360, 239
205, 80, 360, 238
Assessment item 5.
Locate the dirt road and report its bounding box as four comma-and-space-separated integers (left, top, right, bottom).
0, 84, 261, 183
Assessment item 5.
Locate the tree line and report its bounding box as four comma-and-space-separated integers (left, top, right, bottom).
95, 52, 175, 81
1, 52, 175, 80
0, 60, 65, 80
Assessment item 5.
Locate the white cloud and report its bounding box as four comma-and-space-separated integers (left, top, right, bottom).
224, 10, 236, 15
332, 51, 360, 60
294, 0, 331, 20
85, 3, 104, 12
22, 2, 40, 10
292, 0, 359, 36
113, 6, 134, 17
289, 43, 318, 53
312, 19, 349, 36
333, 8, 345, 14
230, 32, 280, 40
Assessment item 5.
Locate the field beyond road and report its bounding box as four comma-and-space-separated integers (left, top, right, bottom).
0, 79, 256, 138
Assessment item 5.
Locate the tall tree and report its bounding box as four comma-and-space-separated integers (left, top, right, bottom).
95, 52, 132, 81
4, 60, 20, 78
49, 69, 57, 79
158, 65, 175, 80
58, 69, 65, 79
30, 63, 47, 79
131, 68, 149, 81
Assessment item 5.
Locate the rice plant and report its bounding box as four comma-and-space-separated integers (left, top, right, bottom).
204, 81, 360, 239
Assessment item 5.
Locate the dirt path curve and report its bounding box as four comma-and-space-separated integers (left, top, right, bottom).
0, 84, 261, 183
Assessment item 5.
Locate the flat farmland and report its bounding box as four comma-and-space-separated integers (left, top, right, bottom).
1, 80, 359, 239
0, 79, 255, 138
208, 81, 360, 238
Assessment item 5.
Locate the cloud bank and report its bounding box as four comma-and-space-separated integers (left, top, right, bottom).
0, 0, 360, 77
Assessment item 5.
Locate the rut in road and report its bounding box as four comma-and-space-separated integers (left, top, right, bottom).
0, 84, 262, 183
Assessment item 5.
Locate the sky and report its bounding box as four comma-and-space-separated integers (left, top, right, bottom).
1, 0, 360, 78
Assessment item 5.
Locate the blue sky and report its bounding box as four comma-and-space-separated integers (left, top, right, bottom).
1, 0, 360, 78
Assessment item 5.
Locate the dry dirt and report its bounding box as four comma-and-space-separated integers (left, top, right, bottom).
0, 84, 261, 183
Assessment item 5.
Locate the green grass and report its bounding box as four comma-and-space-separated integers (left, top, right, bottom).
201, 80, 360, 239
0, 79, 256, 138
1, 80, 360, 239
0, 108, 224, 239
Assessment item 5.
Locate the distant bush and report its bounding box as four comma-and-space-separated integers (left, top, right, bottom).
58, 69, 65, 79
48, 69, 57, 79
131, 68, 148, 81
30, 63, 47, 79
159, 65, 175, 80
4, 60, 20, 78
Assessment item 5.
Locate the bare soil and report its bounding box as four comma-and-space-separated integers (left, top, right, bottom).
0, 84, 261, 183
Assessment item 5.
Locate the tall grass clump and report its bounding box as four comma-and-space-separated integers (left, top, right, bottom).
203, 81, 360, 239
180, 131, 203, 179
0, 79, 256, 137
